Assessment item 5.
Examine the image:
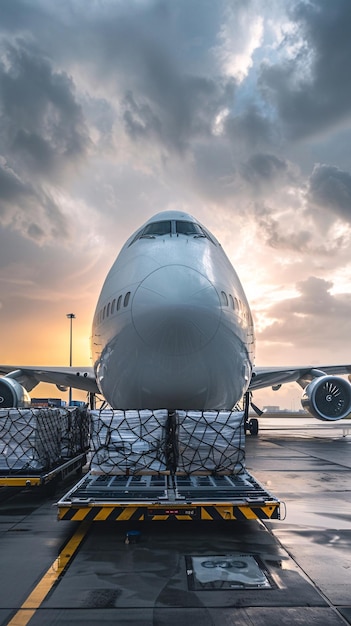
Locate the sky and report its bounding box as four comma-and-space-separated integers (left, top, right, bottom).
1, 0, 351, 409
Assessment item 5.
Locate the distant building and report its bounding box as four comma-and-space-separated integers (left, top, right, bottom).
31, 398, 67, 408
69, 400, 87, 408
263, 405, 280, 412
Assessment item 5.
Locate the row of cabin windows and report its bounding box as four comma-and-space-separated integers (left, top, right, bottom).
97, 291, 131, 325
220, 291, 252, 325
97, 288, 251, 325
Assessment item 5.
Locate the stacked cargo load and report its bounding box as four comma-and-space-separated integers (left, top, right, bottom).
90, 409, 167, 474
60, 408, 90, 459
176, 411, 245, 474
0, 408, 90, 473
90, 409, 245, 475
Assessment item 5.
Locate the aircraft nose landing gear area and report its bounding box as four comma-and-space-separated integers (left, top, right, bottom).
246, 418, 259, 436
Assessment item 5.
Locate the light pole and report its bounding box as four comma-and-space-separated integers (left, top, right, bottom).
66, 313, 75, 406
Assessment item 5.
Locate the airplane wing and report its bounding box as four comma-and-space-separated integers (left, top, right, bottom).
250, 364, 351, 391
0, 365, 99, 394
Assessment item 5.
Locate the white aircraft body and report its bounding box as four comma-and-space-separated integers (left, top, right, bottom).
1, 210, 351, 423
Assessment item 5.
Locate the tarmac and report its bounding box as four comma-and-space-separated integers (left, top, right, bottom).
0, 415, 350, 625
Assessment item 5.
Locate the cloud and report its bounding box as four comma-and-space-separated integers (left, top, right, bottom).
122, 74, 230, 153
0, 36, 92, 243
259, 0, 351, 139
0, 158, 29, 204
0, 158, 69, 241
258, 276, 351, 349
254, 205, 312, 252
0, 41, 91, 179
214, 0, 264, 82
224, 106, 276, 151
308, 164, 351, 222
240, 153, 287, 185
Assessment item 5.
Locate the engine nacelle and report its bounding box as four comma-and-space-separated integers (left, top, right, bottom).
301, 375, 351, 421
0, 378, 31, 408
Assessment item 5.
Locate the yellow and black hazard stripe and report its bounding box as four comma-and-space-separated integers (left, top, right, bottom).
58, 505, 146, 522
58, 502, 280, 522
200, 504, 280, 521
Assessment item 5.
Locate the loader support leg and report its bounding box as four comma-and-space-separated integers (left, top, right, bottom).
165, 410, 179, 474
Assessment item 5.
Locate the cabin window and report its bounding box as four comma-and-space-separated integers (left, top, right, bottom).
117, 295, 122, 311
124, 292, 131, 307
103, 305, 106, 320
229, 294, 234, 309
106, 302, 110, 317
111, 299, 116, 314
221, 291, 228, 306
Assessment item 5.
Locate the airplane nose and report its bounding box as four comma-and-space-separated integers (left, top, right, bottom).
131, 265, 220, 356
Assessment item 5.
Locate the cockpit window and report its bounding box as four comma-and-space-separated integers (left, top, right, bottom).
176, 221, 205, 236
141, 221, 172, 237
129, 218, 216, 246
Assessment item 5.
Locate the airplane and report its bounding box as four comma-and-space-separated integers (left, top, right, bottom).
1, 209, 351, 435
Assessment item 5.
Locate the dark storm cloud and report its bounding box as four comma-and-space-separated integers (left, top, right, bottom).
0, 160, 29, 204
253, 202, 347, 256
1, 0, 231, 154
259, 0, 351, 139
0, 160, 69, 242
102, 0, 237, 154
224, 106, 277, 150
0, 42, 90, 178
240, 153, 287, 185
122, 75, 230, 152
308, 164, 351, 221
0, 36, 90, 242
0, 0, 43, 31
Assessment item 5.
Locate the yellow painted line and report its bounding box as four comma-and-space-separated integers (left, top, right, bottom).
7, 521, 91, 626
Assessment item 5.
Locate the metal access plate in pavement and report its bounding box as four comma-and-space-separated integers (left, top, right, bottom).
186, 554, 274, 590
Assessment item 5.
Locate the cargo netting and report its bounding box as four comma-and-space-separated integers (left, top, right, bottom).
90, 409, 245, 475
0, 408, 90, 473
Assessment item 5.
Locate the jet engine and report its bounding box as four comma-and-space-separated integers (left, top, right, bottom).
0, 377, 31, 408
301, 375, 351, 421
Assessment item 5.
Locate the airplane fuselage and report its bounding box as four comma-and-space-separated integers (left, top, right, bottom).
91, 211, 255, 410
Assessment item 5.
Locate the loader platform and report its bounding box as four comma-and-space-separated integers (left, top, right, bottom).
0, 453, 87, 489
57, 471, 280, 521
